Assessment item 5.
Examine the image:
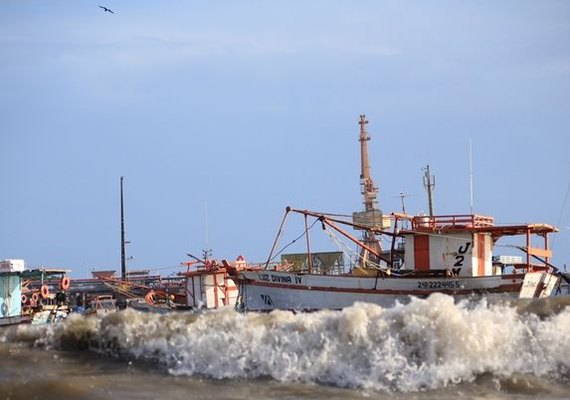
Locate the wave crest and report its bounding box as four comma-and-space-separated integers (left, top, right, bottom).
2, 294, 569, 392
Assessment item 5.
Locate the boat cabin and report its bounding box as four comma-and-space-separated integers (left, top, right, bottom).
180, 258, 242, 309
1, 260, 70, 326
0, 260, 26, 326
400, 214, 557, 277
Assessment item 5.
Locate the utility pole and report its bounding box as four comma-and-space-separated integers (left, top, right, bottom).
423, 164, 436, 217
120, 176, 126, 281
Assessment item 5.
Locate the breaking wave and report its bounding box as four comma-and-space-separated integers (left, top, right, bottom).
2, 293, 569, 392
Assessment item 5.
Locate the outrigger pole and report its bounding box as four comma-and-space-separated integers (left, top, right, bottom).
264, 208, 291, 269
319, 216, 393, 266
263, 206, 402, 271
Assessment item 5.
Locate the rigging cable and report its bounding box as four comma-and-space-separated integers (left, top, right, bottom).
268, 218, 320, 263
324, 226, 388, 272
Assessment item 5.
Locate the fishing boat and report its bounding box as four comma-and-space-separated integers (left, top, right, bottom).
233, 115, 563, 311
519, 271, 568, 299
84, 295, 117, 316
108, 177, 242, 312
234, 208, 561, 311
178, 255, 243, 310
0, 259, 71, 326
96, 254, 244, 312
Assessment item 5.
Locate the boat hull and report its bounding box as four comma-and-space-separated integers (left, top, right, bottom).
236, 270, 523, 311
0, 315, 31, 327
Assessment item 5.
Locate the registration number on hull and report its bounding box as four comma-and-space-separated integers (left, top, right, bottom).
417, 280, 461, 289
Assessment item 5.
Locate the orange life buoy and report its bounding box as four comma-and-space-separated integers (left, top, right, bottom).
31, 292, 39, 303
60, 276, 71, 291
21, 294, 28, 304
40, 284, 50, 299
144, 291, 155, 306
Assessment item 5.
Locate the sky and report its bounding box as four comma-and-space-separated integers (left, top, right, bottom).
1, 1, 569, 277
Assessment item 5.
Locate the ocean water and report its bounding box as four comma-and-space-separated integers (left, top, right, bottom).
1, 293, 569, 400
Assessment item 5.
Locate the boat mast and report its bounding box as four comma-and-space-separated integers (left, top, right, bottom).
357, 114, 382, 261
120, 176, 127, 280
469, 138, 474, 214
359, 115, 377, 213
203, 201, 212, 262
423, 164, 435, 217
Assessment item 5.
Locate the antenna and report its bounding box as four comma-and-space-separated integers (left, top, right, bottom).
423, 164, 436, 217
390, 192, 414, 229
203, 201, 212, 260
469, 138, 474, 214
398, 192, 409, 214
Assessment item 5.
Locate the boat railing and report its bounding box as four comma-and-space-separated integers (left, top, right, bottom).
412, 214, 495, 230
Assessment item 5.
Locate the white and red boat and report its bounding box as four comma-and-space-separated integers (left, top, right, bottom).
178, 256, 243, 310
235, 208, 561, 311
97, 254, 245, 312
233, 115, 563, 311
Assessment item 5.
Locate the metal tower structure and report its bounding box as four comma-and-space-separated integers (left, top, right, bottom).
359, 115, 378, 212
355, 114, 383, 264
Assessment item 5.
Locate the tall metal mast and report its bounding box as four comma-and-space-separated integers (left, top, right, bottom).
357, 114, 382, 260
120, 176, 127, 280
359, 115, 378, 212
423, 164, 436, 217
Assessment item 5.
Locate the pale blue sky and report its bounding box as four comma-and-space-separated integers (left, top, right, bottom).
1, 1, 569, 277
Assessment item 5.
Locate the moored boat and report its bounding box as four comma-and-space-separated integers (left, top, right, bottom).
84, 295, 117, 316
1, 259, 71, 326
233, 115, 563, 312
96, 254, 246, 312
234, 208, 560, 311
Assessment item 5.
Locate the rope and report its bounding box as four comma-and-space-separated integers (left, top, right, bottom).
324, 228, 359, 268
323, 226, 389, 272
316, 212, 354, 218
268, 218, 320, 263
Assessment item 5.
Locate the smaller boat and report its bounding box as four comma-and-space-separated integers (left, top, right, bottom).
84, 295, 117, 316
126, 297, 174, 314
1, 259, 71, 326
30, 305, 69, 325
177, 255, 244, 310
515, 269, 570, 317
519, 271, 568, 299
95, 254, 247, 313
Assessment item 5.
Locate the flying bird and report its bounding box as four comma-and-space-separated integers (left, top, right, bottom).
99, 5, 114, 14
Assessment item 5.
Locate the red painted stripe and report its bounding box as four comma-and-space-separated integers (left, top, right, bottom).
477, 234, 485, 276
414, 235, 430, 270
241, 272, 524, 281
213, 273, 219, 309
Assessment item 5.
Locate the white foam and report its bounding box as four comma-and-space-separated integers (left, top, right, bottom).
3, 293, 569, 392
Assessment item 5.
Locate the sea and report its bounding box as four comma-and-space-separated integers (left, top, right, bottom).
1, 293, 569, 400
